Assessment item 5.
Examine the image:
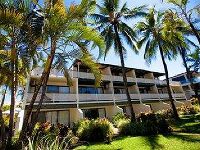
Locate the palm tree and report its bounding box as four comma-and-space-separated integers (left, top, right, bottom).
136, 9, 179, 119
0, 0, 42, 146
167, 0, 200, 45
186, 48, 200, 103
163, 10, 200, 102
19, 0, 105, 141
91, 0, 147, 122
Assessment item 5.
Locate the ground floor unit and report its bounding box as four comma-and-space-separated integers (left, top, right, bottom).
16, 99, 191, 131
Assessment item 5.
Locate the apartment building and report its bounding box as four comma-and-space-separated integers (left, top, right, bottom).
19, 60, 190, 129
170, 72, 200, 99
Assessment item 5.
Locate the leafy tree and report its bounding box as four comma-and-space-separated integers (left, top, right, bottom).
0, 0, 43, 147
186, 48, 200, 102
91, 0, 147, 122
167, 0, 200, 45
19, 0, 105, 142
136, 9, 179, 119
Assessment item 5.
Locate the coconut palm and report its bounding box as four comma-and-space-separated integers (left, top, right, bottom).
163, 10, 200, 102
91, 0, 147, 121
0, 0, 43, 147
136, 8, 179, 119
167, 0, 200, 45
19, 0, 105, 142
186, 48, 200, 102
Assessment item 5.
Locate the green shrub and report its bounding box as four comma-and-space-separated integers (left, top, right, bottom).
75, 118, 114, 142
112, 113, 127, 126
118, 113, 171, 136
177, 105, 200, 115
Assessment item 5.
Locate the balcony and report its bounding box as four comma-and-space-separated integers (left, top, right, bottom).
159, 93, 186, 99
26, 93, 76, 103
136, 78, 155, 84
140, 94, 161, 100
173, 93, 186, 99
70, 71, 111, 81
112, 76, 136, 82
114, 94, 139, 102
31, 68, 63, 77
154, 80, 167, 85
79, 94, 113, 103
159, 94, 169, 99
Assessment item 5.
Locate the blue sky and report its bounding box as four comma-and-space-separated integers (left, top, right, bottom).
64, 0, 199, 77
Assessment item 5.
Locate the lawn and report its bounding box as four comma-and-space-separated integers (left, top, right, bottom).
75, 133, 200, 150
75, 114, 200, 150
171, 113, 200, 133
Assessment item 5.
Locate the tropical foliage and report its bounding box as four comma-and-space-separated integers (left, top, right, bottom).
0, 0, 200, 149
91, 0, 147, 121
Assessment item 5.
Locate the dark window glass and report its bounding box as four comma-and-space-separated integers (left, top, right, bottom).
79, 86, 103, 94
114, 88, 126, 94
59, 86, 70, 93
47, 85, 59, 93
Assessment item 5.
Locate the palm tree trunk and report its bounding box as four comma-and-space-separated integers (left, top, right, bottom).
188, 21, 200, 46
0, 108, 6, 150
29, 38, 56, 135
1, 86, 7, 107
0, 87, 7, 150
7, 32, 17, 146
18, 37, 57, 142
113, 24, 136, 122
158, 43, 179, 119
184, 14, 200, 45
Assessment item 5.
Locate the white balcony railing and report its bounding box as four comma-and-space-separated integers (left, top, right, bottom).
26, 93, 77, 103
159, 93, 186, 99
154, 80, 167, 85
136, 78, 155, 84
159, 94, 169, 99
70, 71, 111, 81
140, 94, 161, 99
31, 68, 63, 77
79, 94, 113, 102
112, 76, 135, 82
114, 94, 139, 101
173, 93, 186, 99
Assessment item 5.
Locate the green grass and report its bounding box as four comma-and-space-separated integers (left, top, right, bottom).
75, 133, 200, 150
171, 114, 200, 133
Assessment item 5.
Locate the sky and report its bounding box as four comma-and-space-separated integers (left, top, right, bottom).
1, 0, 199, 104
64, 0, 199, 77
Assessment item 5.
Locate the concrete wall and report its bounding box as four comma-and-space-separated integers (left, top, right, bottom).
144, 73, 154, 79
124, 104, 152, 116
150, 102, 171, 112
128, 85, 139, 94
70, 108, 83, 127
105, 105, 123, 119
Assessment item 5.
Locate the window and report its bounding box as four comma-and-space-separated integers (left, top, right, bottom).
45, 111, 69, 125
46, 86, 70, 93
79, 86, 104, 94
59, 86, 70, 93
83, 108, 105, 119
46, 85, 59, 93
114, 88, 126, 94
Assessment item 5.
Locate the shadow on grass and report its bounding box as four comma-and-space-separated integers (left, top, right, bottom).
164, 132, 200, 143
171, 114, 200, 133
144, 135, 163, 150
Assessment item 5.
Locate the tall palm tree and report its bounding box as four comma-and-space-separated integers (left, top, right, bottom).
186, 48, 200, 103
167, 0, 200, 45
0, 0, 42, 146
19, 0, 105, 142
136, 9, 179, 119
164, 10, 200, 102
91, 0, 147, 122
